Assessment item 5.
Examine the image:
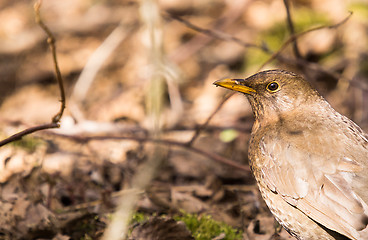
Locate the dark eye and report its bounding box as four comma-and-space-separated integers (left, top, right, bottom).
266, 82, 280, 92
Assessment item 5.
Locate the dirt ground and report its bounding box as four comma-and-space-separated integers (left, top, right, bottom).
0, 0, 367, 239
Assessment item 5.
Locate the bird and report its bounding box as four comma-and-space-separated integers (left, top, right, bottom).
213, 70, 368, 240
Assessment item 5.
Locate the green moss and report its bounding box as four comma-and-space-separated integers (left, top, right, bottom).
219, 129, 239, 143
244, 8, 331, 69
11, 136, 44, 153
175, 212, 243, 240
128, 211, 242, 239
131, 212, 149, 224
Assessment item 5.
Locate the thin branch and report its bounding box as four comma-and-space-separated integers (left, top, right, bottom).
0, 123, 59, 147
186, 92, 234, 146
34, 0, 66, 123
165, 14, 269, 149
168, 13, 267, 52
259, 12, 352, 70
283, 0, 301, 59
0, 1, 66, 148
169, 11, 352, 74
166, 1, 249, 63
46, 132, 251, 172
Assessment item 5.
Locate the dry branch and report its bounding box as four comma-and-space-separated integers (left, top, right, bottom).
283, 0, 302, 59
0, 0, 66, 148
34, 0, 66, 123
259, 11, 353, 70
45, 132, 251, 173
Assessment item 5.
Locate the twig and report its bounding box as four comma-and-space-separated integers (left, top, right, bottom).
186, 93, 234, 146
168, 13, 267, 52
283, 0, 301, 59
165, 14, 269, 149
0, 1, 66, 148
169, 11, 352, 75
0, 123, 59, 147
45, 132, 251, 172
34, 0, 65, 123
166, 1, 249, 63
259, 12, 352, 70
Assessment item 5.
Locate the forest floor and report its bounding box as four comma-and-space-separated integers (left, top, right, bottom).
0, 0, 367, 239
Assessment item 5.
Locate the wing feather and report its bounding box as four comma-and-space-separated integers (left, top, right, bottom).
260, 136, 368, 240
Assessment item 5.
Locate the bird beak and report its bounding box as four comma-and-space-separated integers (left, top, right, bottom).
213, 78, 256, 94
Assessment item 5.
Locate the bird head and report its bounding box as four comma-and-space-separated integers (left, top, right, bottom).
214, 70, 324, 121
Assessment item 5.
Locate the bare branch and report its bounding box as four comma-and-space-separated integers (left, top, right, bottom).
283, 0, 302, 59
259, 12, 352, 70
0, 123, 59, 147
167, 13, 267, 52
168, 11, 352, 74
45, 132, 251, 173
34, 0, 66, 123
187, 92, 234, 147
0, 1, 66, 148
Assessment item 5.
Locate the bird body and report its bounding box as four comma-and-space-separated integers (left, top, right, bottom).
214, 70, 368, 240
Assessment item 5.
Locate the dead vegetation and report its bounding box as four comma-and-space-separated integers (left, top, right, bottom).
0, 0, 367, 239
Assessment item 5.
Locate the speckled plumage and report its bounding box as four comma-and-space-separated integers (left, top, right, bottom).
214, 70, 368, 240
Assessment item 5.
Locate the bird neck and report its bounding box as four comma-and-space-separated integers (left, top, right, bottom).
250, 94, 333, 129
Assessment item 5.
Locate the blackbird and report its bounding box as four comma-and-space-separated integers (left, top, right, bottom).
214, 70, 368, 240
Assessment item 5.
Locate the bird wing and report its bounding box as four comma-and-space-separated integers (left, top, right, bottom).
260, 135, 368, 240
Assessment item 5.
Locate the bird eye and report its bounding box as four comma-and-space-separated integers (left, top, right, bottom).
266, 82, 280, 92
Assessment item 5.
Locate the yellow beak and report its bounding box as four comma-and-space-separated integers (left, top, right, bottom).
213, 78, 256, 94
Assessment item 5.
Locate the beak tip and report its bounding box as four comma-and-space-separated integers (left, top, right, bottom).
212, 78, 256, 94
213, 78, 232, 86
212, 79, 222, 85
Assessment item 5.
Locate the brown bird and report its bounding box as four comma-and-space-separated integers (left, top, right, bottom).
214, 70, 368, 240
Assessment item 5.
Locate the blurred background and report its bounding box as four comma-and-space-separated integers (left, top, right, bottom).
0, 0, 367, 239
